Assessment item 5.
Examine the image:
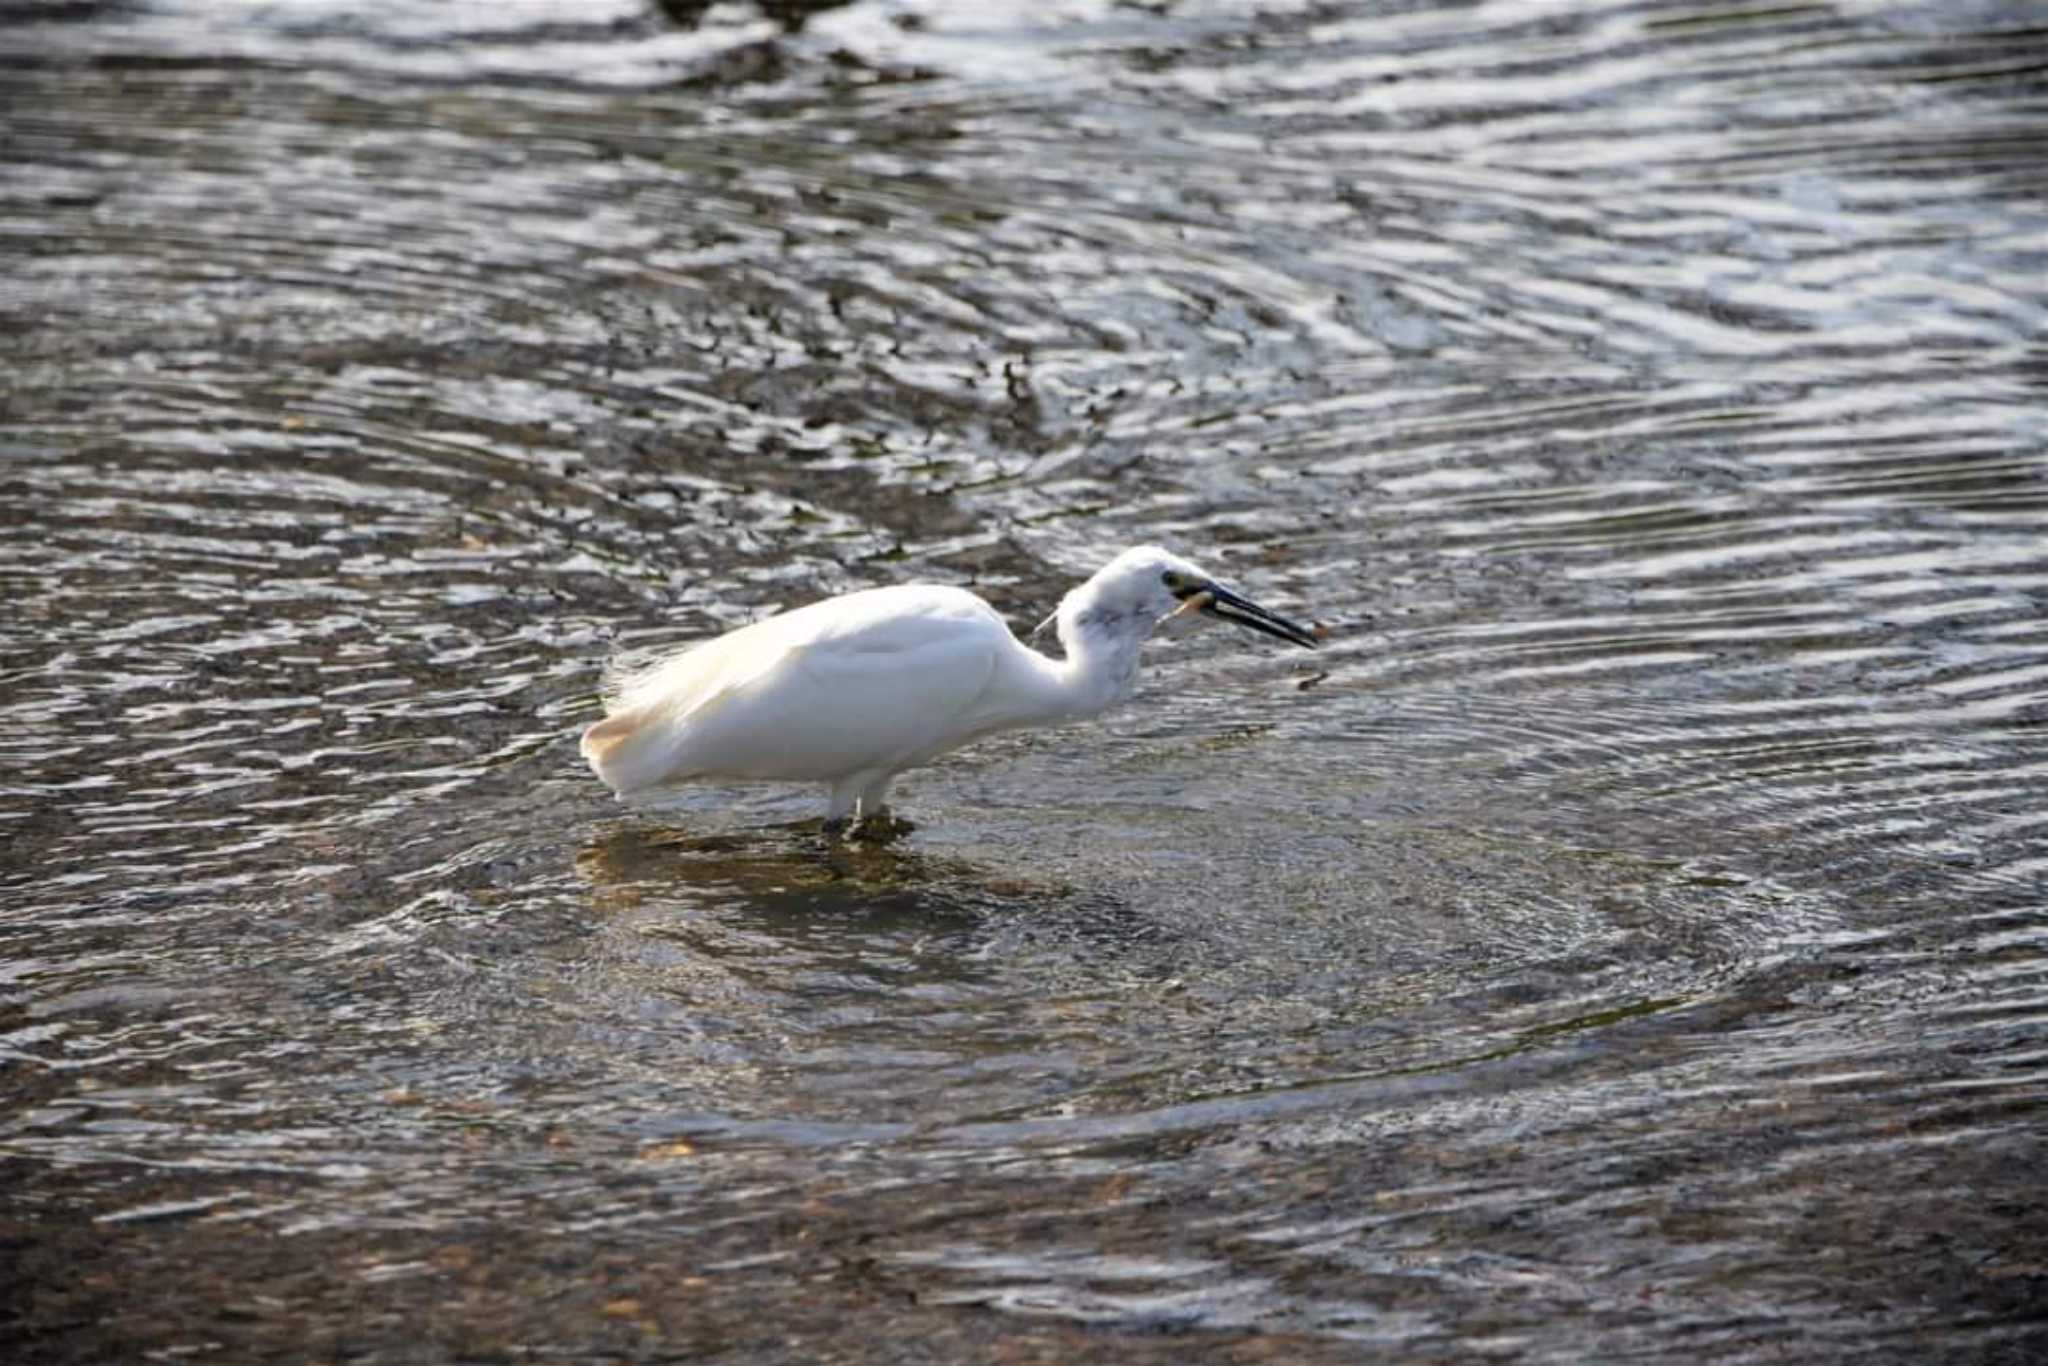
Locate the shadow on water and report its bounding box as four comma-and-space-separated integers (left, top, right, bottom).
3, 0, 2047, 1361
573, 820, 1036, 1025
573, 818, 1156, 956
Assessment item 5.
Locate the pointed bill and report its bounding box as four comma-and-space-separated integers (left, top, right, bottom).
1200, 582, 1320, 648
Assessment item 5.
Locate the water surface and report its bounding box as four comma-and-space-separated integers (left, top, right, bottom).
4, 1, 2046, 1360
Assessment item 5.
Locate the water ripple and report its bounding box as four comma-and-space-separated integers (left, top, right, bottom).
6, 1, 2048, 1359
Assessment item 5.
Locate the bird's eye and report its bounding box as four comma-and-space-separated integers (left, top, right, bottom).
1161, 571, 1183, 590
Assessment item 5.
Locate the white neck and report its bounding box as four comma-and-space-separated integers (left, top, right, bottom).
999, 595, 1154, 729
1056, 604, 1152, 716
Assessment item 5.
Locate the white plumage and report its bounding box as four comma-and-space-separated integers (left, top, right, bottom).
580, 545, 1319, 826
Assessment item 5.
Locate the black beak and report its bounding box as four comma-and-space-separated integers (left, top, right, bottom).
1201, 582, 1320, 649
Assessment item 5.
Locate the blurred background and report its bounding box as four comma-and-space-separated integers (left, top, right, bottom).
3, 1, 2045, 1360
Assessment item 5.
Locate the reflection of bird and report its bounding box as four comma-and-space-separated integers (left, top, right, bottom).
580, 545, 1320, 829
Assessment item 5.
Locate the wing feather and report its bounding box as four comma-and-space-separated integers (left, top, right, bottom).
581, 585, 1013, 794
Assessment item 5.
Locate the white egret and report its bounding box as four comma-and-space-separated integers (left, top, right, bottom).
579, 544, 1319, 828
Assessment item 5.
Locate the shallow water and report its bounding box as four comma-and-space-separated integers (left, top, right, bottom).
4, 1, 2046, 1360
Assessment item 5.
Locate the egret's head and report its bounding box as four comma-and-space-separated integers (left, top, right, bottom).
1044, 544, 1321, 650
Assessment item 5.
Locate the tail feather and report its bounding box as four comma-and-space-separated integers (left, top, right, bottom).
582, 620, 795, 797
580, 706, 676, 795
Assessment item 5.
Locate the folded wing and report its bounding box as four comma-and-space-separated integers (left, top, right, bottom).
581, 586, 1008, 795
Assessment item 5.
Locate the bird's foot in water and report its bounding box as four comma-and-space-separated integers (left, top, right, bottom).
822, 810, 916, 844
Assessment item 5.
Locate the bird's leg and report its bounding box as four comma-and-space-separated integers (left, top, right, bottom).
849, 775, 916, 841
822, 773, 902, 840
855, 775, 894, 821
821, 776, 865, 838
